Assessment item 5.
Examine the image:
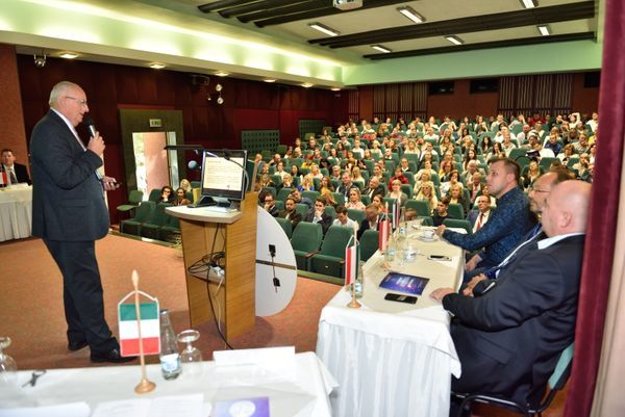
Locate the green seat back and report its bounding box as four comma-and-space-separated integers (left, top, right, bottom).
360, 229, 379, 262
447, 203, 465, 219
443, 218, 472, 234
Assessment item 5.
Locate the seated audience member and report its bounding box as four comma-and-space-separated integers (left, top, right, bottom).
363, 175, 385, 200
337, 172, 359, 201
388, 167, 410, 189
432, 197, 450, 226
467, 195, 491, 233
255, 174, 274, 191
474, 183, 497, 208
386, 179, 408, 207
448, 183, 470, 217
351, 167, 367, 189
173, 187, 191, 206
279, 197, 302, 229
297, 175, 315, 192
467, 172, 483, 204
304, 198, 332, 235
522, 160, 542, 190
277, 173, 294, 191
371, 194, 385, 210
431, 180, 590, 412
414, 159, 436, 183
332, 206, 359, 233
1, 148, 32, 185
159, 185, 174, 203
439, 169, 464, 197
436, 158, 536, 278
262, 193, 279, 217
357, 204, 380, 240
414, 182, 438, 215
345, 187, 366, 210
179, 178, 192, 193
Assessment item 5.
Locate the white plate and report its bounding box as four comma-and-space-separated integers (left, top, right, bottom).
417, 234, 438, 242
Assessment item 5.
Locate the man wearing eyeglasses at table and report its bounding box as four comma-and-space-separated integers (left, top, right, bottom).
431, 180, 590, 415
30, 81, 132, 364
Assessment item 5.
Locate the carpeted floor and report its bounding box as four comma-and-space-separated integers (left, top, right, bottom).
0, 234, 338, 370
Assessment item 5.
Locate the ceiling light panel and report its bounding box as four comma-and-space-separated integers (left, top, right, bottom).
445, 35, 464, 45
308, 22, 340, 37
397, 6, 425, 24
520, 0, 538, 8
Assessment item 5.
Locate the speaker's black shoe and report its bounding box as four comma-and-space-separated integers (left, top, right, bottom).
68, 340, 88, 352
90, 348, 135, 363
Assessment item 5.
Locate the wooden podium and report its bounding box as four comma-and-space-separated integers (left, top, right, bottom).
166, 193, 257, 341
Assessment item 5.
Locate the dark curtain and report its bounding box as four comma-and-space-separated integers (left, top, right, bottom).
563, 0, 625, 416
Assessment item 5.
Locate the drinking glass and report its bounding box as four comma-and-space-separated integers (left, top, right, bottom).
177, 329, 202, 363
0, 336, 18, 387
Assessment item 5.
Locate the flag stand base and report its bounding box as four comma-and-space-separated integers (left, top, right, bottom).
135, 377, 156, 394
346, 285, 361, 309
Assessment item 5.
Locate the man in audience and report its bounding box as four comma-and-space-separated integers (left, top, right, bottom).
461, 161, 483, 186
337, 172, 359, 201
435, 158, 535, 279
431, 180, 590, 413
357, 204, 380, 240
304, 198, 332, 235
363, 175, 385, 200
467, 196, 491, 233
1, 148, 31, 185
330, 165, 342, 182
279, 197, 302, 229
332, 206, 358, 233
466, 172, 483, 204
263, 193, 279, 217
432, 197, 450, 226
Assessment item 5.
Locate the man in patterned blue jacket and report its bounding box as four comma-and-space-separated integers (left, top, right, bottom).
435, 158, 536, 279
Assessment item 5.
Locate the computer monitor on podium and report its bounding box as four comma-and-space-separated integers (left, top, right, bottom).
198, 149, 248, 207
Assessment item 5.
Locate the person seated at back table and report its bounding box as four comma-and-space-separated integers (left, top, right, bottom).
435, 158, 536, 280
431, 180, 590, 415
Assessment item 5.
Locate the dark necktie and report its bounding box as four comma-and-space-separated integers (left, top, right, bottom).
9, 169, 17, 184
475, 213, 484, 231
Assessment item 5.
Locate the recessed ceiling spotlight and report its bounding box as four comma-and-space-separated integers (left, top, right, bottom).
59, 52, 79, 59
331, 87, 341, 91
149, 62, 165, 69
302, 83, 314, 88
371, 45, 392, 53
263, 79, 276, 83
445, 35, 464, 46
520, 0, 538, 8
537, 25, 551, 36
308, 22, 340, 37
397, 6, 425, 24
215, 71, 229, 77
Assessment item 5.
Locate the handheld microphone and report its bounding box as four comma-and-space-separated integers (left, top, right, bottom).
84, 115, 97, 138
188, 160, 201, 171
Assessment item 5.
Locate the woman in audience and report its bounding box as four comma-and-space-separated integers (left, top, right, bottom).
386, 179, 408, 207
173, 187, 191, 206
479, 135, 493, 155
522, 160, 542, 190
404, 139, 420, 155
255, 174, 274, 191
388, 166, 409, 189
440, 169, 463, 197
414, 182, 438, 215
462, 149, 479, 172
159, 185, 174, 203
439, 134, 455, 155
308, 163, 323, 180
297, 175, 315, 192
438, 151, 455, 176
346, 187, 366, 210
557, 143, 575, 165
486, 141, 505, 160
370, 140, 383, 158
179, 179, 192, 194
448, 183, 470, 216
351, 166, 366, 189
289, 164, 300, 181
278, 173, 294, 191
318, 176, 337, 207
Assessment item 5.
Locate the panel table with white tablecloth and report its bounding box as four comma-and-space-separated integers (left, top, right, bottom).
0, 185, 32, 242
316, 224, 464, 417
0, 351, 336, 417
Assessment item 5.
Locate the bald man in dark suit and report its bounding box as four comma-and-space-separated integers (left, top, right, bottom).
30, 81, 132, 364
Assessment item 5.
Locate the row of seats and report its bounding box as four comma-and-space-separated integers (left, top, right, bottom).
120, 201, 180, 242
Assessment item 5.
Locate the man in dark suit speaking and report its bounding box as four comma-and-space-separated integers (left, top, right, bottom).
431, 180, 590, 410
30, 81, 132, 363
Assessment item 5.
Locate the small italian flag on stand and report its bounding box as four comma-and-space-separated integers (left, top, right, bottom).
345, 229, 361, 309
117, 270, 158, 394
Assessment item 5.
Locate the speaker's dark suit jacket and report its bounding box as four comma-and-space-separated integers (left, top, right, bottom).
30, 110, 108, 241
443, 234, 585, 406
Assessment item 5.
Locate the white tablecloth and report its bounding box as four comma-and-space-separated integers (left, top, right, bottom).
0, 185, 32, 242
316, 226, 464, 417
0, 351, 336, 417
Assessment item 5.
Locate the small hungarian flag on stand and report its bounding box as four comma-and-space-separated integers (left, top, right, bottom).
344, 230, 359, 286
119, 270, 158, 394
0, 170, 7, 187
378, 203, 390, 252
118, 301, 160, 356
